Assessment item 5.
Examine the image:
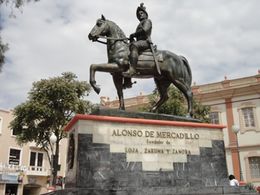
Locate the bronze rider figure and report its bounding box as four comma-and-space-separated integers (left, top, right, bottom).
123, 3, 152, 77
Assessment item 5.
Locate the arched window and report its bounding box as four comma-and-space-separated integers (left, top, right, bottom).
238, 103, 259, 133
249, 156, 260, 179
209, 112, 220, 124
241, 107, 255, 128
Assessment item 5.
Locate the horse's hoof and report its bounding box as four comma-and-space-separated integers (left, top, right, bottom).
185, 113, 192, 118
94, 87, 101, 94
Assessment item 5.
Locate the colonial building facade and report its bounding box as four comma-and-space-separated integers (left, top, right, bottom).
0, 109, 67, 195
193, 74, 260, 186
101, 73, 260, 186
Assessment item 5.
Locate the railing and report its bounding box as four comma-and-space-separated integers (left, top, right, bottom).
0, 162, 48, 176
0, 163, 27, 173
26, 166, 49, 176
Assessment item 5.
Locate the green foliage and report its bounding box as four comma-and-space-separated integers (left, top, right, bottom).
192, 99, 211, 123
9, 72, 93, 185
141, 86, 210, 122
0, 37, 8, 72
1, 0, 39, 8
146, 87, 187, 116
245, 183, 256, 191
10, 72, 93, 146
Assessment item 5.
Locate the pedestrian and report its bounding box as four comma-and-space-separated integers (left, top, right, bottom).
229, 174, 239, 186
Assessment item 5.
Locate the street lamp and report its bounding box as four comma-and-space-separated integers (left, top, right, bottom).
50, 132, 57, 189
232, 125, 244, 181
50, 132, 57, 144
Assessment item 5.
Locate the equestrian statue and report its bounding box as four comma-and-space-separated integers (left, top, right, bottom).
88, 3, 193, 117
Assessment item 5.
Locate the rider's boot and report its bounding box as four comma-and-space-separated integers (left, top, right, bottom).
123, 48, 138, 78
124, 66, 136, 77
123, 77, 133, 89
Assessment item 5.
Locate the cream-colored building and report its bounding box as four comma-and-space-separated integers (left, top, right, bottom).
0, 109, 67, 195
193, 74, 260, 186
101, 73, 260, 187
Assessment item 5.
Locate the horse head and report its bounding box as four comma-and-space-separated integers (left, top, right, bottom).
88, 15, 110, 42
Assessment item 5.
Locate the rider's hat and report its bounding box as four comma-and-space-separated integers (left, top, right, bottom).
136, 3, 148, 19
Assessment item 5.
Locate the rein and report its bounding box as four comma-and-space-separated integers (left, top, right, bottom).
98, 35, 130, 41
95, 36, 130, 45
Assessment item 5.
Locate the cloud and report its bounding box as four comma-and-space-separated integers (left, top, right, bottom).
0, 0, 260, 109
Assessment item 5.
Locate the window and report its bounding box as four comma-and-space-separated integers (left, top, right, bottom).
249, 157, 260, 179
9, 149, 21, 165
29, 151, 44, 171
238, 104, 259, 133
12, 128, 20, 136
241, 107, 255, 128
209, 112, 220, 124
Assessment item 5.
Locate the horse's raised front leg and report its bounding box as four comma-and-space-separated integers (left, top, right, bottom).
89, 64, 101, 94
89, 63, 122, 94
112, 74, 125, 110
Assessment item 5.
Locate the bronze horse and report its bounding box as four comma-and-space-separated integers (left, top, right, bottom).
88, 15, 193, 117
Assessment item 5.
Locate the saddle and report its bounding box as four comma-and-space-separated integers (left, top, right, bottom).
138, 46, 163, 63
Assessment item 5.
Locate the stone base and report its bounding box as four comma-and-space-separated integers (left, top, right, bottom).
43, 186, 256, 195
68, 135, 228, 188
43, 112, 256, 195
91, 108, 201, 123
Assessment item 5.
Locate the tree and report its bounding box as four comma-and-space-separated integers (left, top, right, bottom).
10, 72, 94, 187
141, 86, 211, 123
1, 0, 40, 9
0, 37, 8, 72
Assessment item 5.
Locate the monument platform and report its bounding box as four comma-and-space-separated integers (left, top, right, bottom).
44, 110, 256, 195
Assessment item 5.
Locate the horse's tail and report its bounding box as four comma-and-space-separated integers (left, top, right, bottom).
179, 55, 192, 86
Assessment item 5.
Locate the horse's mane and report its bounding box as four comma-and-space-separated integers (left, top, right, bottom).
107, 20, 126, 38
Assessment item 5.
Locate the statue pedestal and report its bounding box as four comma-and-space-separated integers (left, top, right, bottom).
44, 111, 256, 194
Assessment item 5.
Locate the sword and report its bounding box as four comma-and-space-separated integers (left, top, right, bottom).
148, 38, 161, 75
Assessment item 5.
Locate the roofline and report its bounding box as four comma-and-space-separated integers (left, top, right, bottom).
193, 73, 259, 87
0, 108, 11, 113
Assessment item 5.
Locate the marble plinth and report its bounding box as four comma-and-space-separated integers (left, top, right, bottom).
42, 111, 256, 195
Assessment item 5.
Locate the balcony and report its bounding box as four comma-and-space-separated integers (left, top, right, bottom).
26, 166, 49, 176
0, 163, 27, 173
0, 162, 49, 177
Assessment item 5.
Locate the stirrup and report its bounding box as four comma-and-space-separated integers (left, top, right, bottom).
122, 69, 136, 78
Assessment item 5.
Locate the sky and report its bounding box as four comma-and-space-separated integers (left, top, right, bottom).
0, 0, 260, 110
